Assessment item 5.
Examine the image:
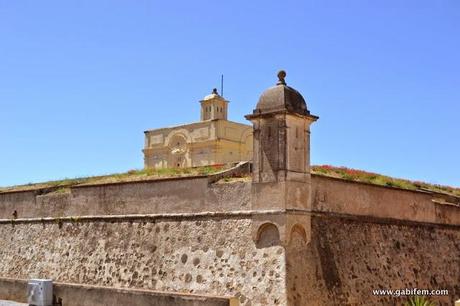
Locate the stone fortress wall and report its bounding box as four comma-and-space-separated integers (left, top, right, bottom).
0, 170, 459, 305
1, 71, 459, 306
0, 171, 286, 305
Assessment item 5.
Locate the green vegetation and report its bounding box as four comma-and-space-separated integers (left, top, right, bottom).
2, 163, 459, 198
312, 165, 460, 197
404, 296, 436, 306
0, 164, 227, 193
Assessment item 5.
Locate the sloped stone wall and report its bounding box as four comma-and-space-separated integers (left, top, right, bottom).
298, 215, 460, 306
2, 176, 460, 305
0, 217, 285, 306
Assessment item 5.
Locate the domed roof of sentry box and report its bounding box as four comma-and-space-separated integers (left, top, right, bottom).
253, 70, 310, 116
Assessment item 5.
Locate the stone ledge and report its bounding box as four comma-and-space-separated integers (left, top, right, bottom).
0, 301, 27, 306
1, 208, 459, 228
0, 209, 285, 224
0, 278, 239, 306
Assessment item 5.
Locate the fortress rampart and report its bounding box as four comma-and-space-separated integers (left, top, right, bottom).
0, 171, 459, 305
1, 72, 459, 306
0, 174, 458, 226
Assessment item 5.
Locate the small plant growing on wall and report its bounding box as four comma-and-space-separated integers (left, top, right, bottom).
404, 296, 436, 306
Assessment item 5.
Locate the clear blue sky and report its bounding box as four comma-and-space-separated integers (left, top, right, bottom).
1, 0, 459, 187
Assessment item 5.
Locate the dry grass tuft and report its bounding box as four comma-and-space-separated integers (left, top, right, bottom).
0, 164, 227, 193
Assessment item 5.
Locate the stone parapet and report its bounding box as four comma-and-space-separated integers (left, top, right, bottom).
312, 174, 460, 226
1, 174, 459, 226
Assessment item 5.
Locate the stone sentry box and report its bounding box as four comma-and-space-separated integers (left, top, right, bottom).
245, 71, 318, 247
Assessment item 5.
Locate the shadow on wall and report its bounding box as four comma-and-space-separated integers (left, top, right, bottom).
256, 223, 281, 248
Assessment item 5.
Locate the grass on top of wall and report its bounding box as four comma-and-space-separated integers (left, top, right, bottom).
312, 165, 460, 197
2, 164, 459, 198
0, 164, 227, 193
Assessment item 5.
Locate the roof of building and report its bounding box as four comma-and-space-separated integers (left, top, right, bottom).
201, 88, 226, 101
143, 118, 250, 133
251, 70, 311, 116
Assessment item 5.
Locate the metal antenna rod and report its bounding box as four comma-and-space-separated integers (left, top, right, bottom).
221, 74, 224, 97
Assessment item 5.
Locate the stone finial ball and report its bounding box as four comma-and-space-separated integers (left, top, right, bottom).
277, 70, 287, 85
277, 70, 286, 79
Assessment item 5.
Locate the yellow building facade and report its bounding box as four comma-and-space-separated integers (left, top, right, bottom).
143, 89, 253, 168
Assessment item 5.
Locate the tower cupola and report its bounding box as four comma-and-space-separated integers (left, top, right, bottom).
200, 88, 228, 121
253, 70, 310, 116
